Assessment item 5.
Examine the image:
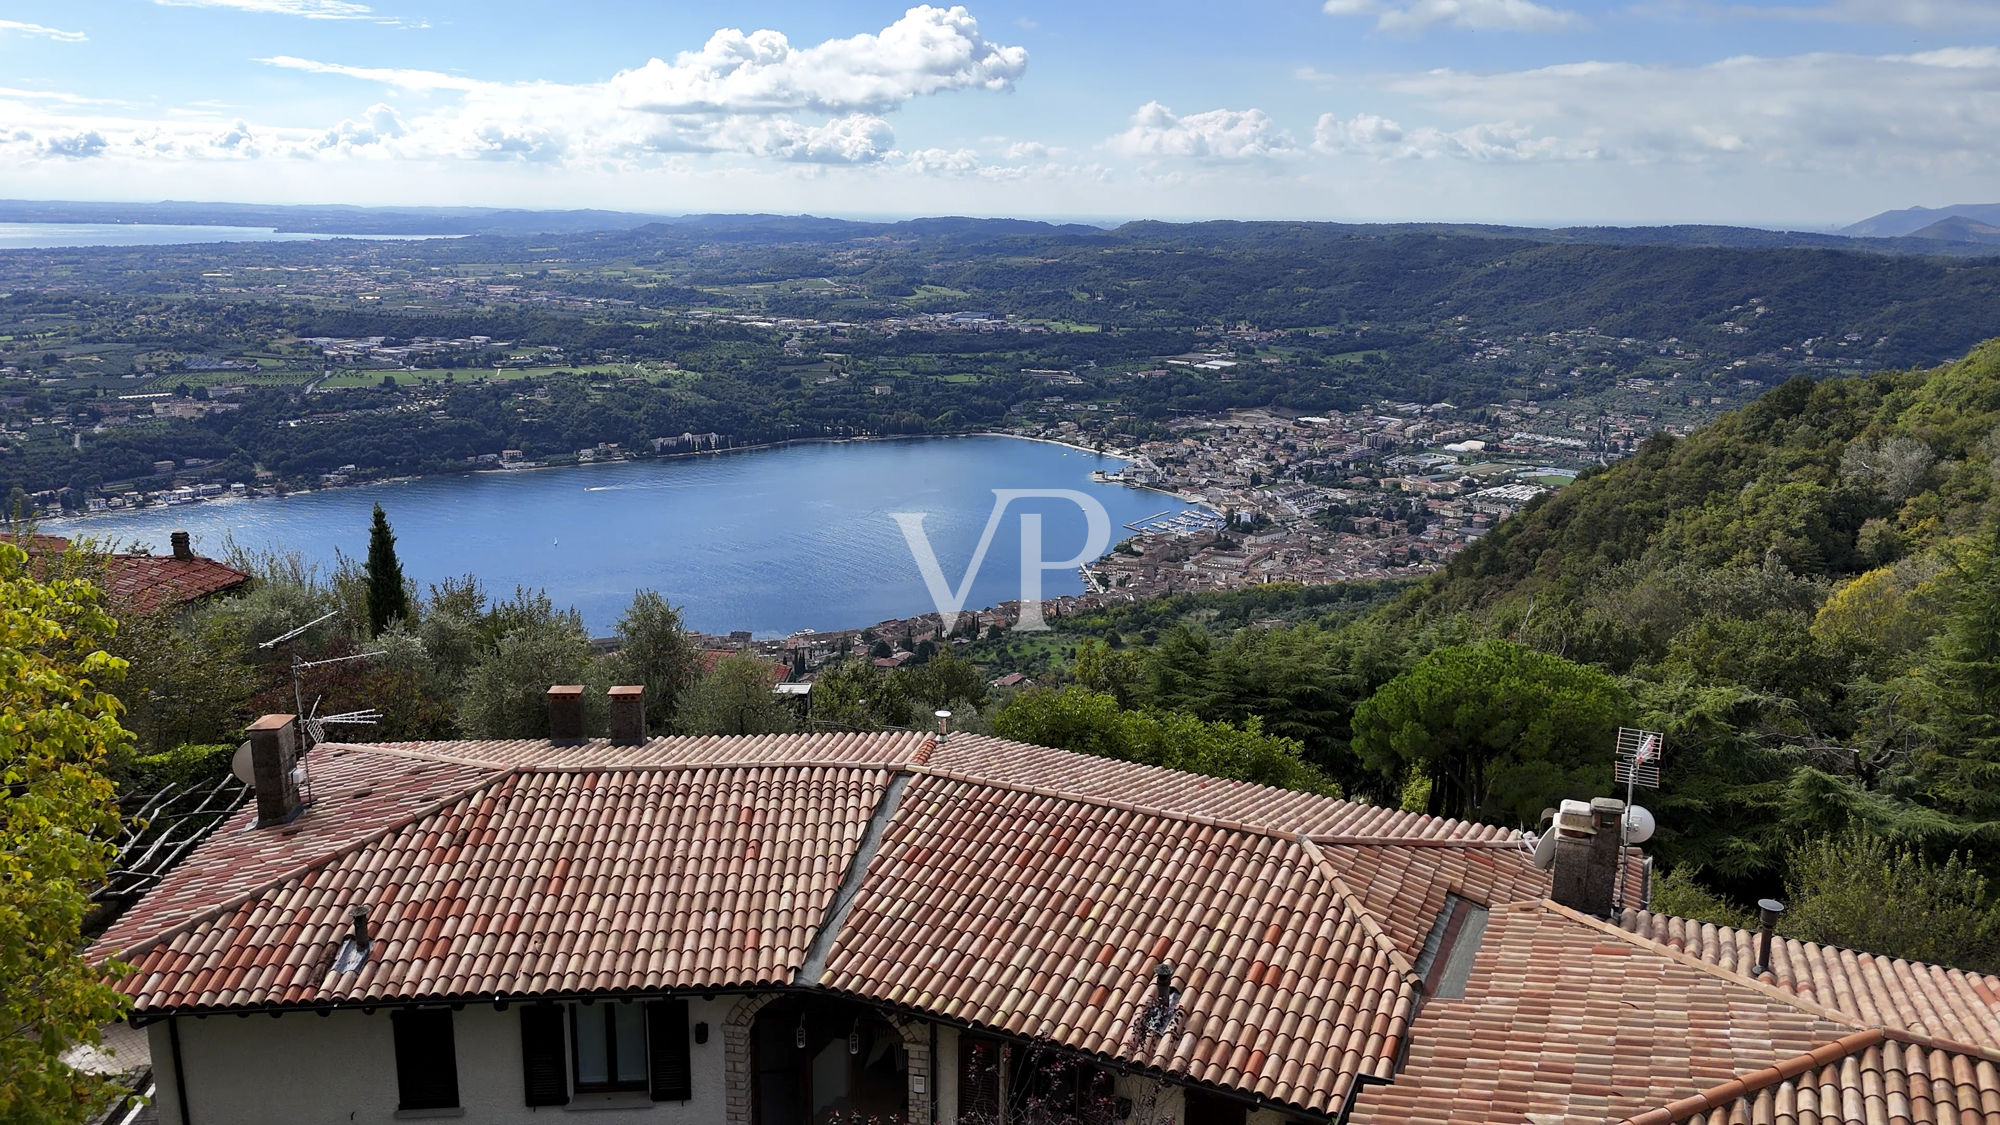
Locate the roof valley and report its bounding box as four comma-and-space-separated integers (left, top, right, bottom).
795, 769, 913, 986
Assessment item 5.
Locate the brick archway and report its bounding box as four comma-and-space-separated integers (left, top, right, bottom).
724, 993, 934, 1125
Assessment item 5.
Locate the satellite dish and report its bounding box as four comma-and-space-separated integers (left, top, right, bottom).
1624, 804, 1657, 845
1531, 827, 1558, 870
230, 742, 257, 789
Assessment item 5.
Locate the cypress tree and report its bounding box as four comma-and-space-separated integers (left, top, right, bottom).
365, 503, 410, 637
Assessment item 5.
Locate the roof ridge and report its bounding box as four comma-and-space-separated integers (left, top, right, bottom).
1309, 834, 1527, 849
1516, 900, 1871, 1032
1296, 835, 1419, 978
102, 763, 518, 962
1626, 906, 2000, 990
330, 730, 931, 770
910, 761, 1315, 842
1617, 1028, 1888, 1125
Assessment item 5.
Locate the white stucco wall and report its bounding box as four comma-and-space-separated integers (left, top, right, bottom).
147, 998, 732, 1125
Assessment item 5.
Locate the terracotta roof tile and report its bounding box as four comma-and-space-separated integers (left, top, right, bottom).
933, 734, 1518, 841
111, 764, 890, 1011
1624, 909, 2000, 1051
818, 772, 1414, 1113
1351, 903, 1865, 1125
101, 554, 250, 614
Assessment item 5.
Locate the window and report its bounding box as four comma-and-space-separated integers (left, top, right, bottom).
391, 1008, 459, 1111
519, 1005, 570, 1107
572, 1002, 649, 1092
958, 1035, 1004, 1124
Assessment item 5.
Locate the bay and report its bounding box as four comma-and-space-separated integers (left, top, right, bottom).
0, 223, 449, 249
44, 436, 1204, 637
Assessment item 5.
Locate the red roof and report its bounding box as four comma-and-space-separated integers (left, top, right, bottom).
96, 730, 2000, 1120
20, 533, 249, 614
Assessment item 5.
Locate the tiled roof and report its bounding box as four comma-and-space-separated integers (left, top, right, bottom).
1623, 909, 2000, 1051
20, 534, 250, 614
109, 761, 890, 1009
101, 728, 1998, 1121
820, 772, 1414, 1111
1350, 902, 1867, 1125
94, 745, 502, 957
100, 553, 250, 614
1617, 1031, 2000, 1125
931, 734, 1518, 840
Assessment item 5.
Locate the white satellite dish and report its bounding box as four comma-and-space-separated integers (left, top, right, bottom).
1624, 804, 1657, 845
230, 742, 256, 789
1531, 827, 1558, 870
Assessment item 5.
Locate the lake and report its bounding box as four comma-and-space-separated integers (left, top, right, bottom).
0, 223, 449, 249
45, 437, 1203, 636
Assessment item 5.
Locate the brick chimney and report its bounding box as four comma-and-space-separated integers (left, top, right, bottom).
170, 531, 193, 561
246, 714, 303, 827
546, 685, 586, 743
608, 685, 645, 745
1550, 797, 1626, 917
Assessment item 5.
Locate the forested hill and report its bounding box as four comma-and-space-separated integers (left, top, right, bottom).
1374, 338, 2000, 897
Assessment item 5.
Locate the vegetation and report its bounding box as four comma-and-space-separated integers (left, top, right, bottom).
0, 541, 130, 1123
364, 503, 410, 637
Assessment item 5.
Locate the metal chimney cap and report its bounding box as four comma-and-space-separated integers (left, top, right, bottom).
1757, 898, 1787, 917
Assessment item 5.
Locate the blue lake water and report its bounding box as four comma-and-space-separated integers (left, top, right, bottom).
0, 223, 448, 249
46, 437, 1201, 636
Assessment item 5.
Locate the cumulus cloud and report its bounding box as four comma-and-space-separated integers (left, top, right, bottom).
220, 7, 1020, 168
1324, 0, 1578, 33
40, 131, 109, 158
0, 19, 87, 41
608, 5, 1026, 116
1108, 102, 1297, 161
153, 0, 376, 18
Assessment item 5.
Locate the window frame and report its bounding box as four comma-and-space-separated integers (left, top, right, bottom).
568, 1001, 650, 1094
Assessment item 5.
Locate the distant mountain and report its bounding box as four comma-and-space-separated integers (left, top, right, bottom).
1841, 203, 2000, 240
1909, 215, 2000, 247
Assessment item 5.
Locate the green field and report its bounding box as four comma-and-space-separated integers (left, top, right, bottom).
317, 364, 637, 390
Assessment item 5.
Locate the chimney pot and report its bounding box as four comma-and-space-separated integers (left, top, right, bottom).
608, 685, 645, 745
1753, 898, 1786, 977
349, 905, 370, 949
170, 530, 192, 561
546, 685, 586, 743
246, 714, 303, 827
935, 709, 953, 738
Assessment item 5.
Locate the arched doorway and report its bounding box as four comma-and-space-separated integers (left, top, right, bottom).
752, 996, 910, 1125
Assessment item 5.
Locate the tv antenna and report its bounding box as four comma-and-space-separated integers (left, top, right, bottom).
1612, 727, 1664, 912
257, 610, 386, 747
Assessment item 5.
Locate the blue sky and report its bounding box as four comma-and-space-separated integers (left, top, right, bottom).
2, 0, 1996, 226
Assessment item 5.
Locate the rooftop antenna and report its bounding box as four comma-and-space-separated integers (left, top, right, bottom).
1611, 727, 1664, 912
257, 610, 386, 748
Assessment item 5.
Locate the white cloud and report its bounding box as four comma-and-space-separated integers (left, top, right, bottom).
607, 5, 1026, 116
1732, 0, 2000, 28
1108, 102, 1297, 161
0, 19, 87, 42
1324, 0, 1578, 33
39, 131, 108, 158
1316, 49, 2000, 169
153, 0, 376, 18
259, 56, 486, 92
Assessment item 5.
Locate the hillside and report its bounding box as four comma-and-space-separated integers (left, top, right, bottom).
1380, 339, 2000, 888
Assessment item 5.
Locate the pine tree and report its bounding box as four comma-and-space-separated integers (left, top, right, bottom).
1921, 519, 2000, 822
365, 503, 410, 637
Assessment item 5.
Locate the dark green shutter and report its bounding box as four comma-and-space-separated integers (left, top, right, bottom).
519, 1005, 570, 1106
646, 999, 692, 1101
390, 1009, 459, 1110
